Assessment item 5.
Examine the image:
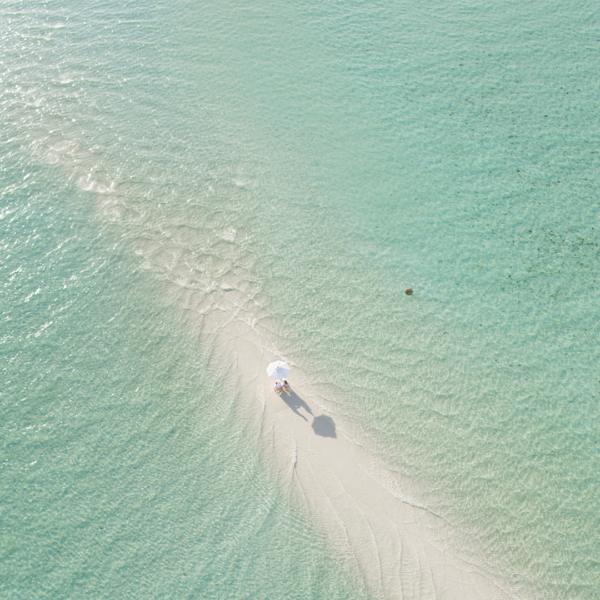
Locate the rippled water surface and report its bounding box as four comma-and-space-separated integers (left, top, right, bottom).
2, 1, 599, 598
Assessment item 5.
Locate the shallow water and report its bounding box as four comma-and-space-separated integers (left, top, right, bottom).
2, 0, 599, 598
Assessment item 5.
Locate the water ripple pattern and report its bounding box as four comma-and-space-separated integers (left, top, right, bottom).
1, 0, 599, 598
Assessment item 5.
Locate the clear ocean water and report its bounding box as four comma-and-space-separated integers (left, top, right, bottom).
1, 1, 599, 598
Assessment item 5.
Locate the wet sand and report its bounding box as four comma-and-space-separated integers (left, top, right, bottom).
198, 303, 520, 600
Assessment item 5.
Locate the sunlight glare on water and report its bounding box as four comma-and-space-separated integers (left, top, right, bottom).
1, 0, 599, 598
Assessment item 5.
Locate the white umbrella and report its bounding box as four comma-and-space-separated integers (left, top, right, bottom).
266, 360, 290, 380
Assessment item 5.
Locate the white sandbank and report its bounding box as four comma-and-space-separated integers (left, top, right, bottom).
25, 81, 523, 598
196, 302, 523, 600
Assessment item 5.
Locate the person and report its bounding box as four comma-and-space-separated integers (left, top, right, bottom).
274, 380, 283, 392
282, 379, 290, 391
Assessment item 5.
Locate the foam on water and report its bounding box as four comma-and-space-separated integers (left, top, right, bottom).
2, 0, 600, 598
0, 160, 369, 598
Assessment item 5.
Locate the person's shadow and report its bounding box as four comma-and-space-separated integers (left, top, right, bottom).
280, 390, 314, 422
279, 390, 337, 439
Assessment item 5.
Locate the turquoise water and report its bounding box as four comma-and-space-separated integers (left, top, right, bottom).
0, 165, 368, 598
2, 0, 599, 598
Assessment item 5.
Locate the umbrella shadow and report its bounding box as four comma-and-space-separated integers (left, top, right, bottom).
280, 390, 313, 422
311, 415, 337, 439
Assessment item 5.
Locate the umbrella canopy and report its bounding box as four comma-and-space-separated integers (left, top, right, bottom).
266, 361, 290, 380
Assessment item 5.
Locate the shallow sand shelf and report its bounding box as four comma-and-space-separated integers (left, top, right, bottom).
203, 306, 519, 600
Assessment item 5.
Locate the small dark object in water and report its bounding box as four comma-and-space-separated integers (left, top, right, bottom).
405, 289, 413, 295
